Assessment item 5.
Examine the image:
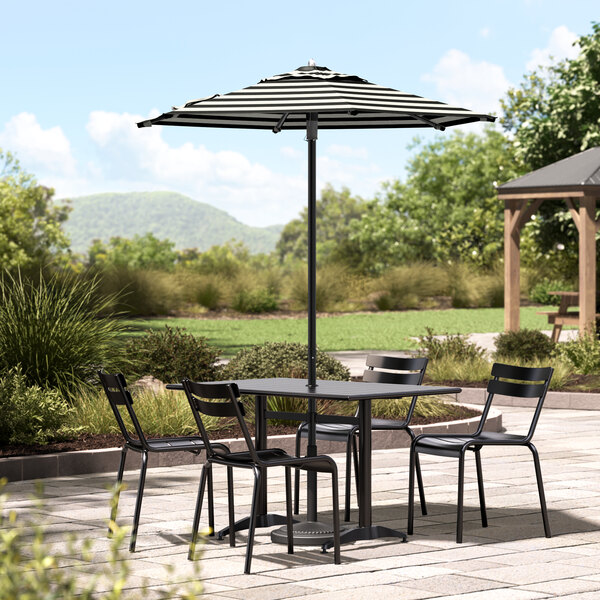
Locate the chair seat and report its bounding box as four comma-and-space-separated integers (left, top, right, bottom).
415, 432, 527, 458
370, 418, 409, 430
298, 421, 357, 442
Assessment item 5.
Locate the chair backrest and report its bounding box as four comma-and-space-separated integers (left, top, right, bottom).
360, 355, 429, 421
98, 371, 149, 449
476, 363, 554, 440
182, 380, 258, 462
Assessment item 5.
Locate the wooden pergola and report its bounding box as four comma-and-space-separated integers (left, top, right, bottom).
498, 147, 600, 335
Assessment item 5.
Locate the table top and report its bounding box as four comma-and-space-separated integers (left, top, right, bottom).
547, 291, 579, 297
168, 378, 460, 400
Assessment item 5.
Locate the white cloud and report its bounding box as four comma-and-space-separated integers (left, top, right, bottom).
421, 49, 510, 116
84, 110, 307, 226
280, 146, 302, 159
0, 112, 77, 176
479, 27, 491, 38
526, 25, 579, 71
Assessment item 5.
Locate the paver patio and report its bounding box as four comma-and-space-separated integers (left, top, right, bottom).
3, 404, 600, 599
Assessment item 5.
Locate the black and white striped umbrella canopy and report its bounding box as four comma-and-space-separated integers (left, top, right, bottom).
138, 64, 495, 132
137, 63, 494, 390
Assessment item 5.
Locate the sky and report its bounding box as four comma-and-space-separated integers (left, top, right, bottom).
0, 1, 597, 228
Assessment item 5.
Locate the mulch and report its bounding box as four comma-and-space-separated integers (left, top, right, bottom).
0, 406, 479, 458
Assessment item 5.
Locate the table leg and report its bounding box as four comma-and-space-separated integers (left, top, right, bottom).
321, 397, 407, 551
217, 394, 291, 540
306, 397, 318, 521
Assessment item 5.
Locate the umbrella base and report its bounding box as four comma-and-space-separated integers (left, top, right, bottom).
270, 520, 342, 546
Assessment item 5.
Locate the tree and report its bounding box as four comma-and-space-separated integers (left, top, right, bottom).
0, 149, 70, 269
500, 22, 600, 276
276, 185, 367, 265
87, 232, 177, 271
501, 22, 600, 170
349, 128, 521, 273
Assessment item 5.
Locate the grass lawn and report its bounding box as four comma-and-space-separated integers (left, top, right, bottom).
124, 306, 561, 357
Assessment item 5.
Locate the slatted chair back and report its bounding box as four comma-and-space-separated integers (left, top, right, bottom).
361, 356, 428, 420
98, 371, 149, 450
476, 363, 553, 441
182, 380, 259, 462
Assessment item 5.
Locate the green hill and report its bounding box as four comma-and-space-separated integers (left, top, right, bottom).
62, 191, 283, 254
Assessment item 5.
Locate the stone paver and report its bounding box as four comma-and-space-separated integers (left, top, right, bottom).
3, 404, 600, 598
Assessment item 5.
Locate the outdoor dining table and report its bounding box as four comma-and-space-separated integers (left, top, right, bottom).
168, 377, 460, 550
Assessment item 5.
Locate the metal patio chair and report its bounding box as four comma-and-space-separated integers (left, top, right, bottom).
98, 371, 228, 552
294, 355, 429, 521
407, 362, 554, 543
182, 379, 341, 574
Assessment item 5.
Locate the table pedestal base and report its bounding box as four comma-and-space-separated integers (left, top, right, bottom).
217, 513, 293, 540
271, 520, 342, 546
321, 525, 408, 552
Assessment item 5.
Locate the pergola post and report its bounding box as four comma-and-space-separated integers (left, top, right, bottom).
504, 198, 521, 331
579, 196, 597, 334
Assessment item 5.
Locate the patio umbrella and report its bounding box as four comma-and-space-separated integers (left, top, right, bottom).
137, 62, 494, 544
138, 62, 494, 387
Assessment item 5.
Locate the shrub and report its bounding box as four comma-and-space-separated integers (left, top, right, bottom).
554, 332, 600, 375
0, 366, 74, 445
231, 288, 279, 313
191, 274, 222, 310
287, 264, 349, 312
418, 327, 486, 362
222, 342, 350, 424
69, 387, 219, 436
494, 329, 555, 362
96, 265, 184, 316
528, 279, 572, 306
0, 270, 126, 394
446, 263, 504, 308
126, 326, 220, 384
372, 263, 448, 311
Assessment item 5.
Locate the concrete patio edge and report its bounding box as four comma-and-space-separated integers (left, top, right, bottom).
1, 403, 500, 483
456, 386, 600, 410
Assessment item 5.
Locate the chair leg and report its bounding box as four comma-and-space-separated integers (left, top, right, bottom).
407, 429, 427, 516
330, 468, 341, 564
352, 432, 360, 508
414, 453, 428, 516
227, 466, 235, 547
293, 431, 302, 515
188, 464, 208, 560
130, 451, 148, 552
344, 434, 353, 522
207, 463, 215, 536
285, 467, 294, 555
109, 446, 128, 536
529, 443, 552, 538
244, 466, 261, 574
456, 452, 465, 544
474, 449, 487, 528
407, 446, 416, 535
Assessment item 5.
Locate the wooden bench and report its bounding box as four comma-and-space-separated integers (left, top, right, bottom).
536, 291, 599, 342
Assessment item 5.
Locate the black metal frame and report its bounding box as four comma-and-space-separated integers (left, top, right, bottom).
294, 355, 429, 521
407, 363, 554, 543
182, 379, 341, 574
98, 371, 228, 552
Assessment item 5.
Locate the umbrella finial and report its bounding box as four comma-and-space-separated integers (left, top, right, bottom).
308, 58, 316, 66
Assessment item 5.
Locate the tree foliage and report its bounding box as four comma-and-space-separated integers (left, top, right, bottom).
87, 232, 178, 271
276, 185, 366, 265
349, 128, 521, 273
501, 22, 600, 170
0, 149, 70, 270
501, 22, 600, 274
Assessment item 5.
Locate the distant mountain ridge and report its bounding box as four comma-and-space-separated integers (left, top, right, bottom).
62, 191, 283, 254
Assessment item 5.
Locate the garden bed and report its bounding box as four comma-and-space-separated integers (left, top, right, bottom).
0, 405, 479, 458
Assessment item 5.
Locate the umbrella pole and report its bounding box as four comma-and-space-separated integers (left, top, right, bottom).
307, 113, 318, 390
